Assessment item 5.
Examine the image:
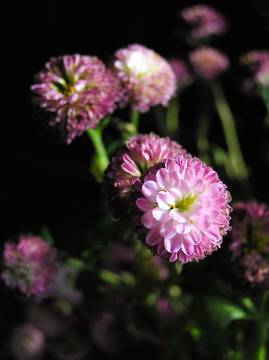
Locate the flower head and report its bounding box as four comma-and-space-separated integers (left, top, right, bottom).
228, 201, 269, 289
1, 235, 58, 301
111, 44, 176, 112
168, 59, 193, 89
240, 50, 269, 87
189, 47, 229, 80
31, 54, 121, 143
104, 133, 189, 217
130, 155, 232, 263
180, 4, 227, 43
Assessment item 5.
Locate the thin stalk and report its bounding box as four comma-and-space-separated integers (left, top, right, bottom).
256, 291, 269, 360
130, 109, 140, 132
87, 126, 109, 182
210, 80, 248, 180
166, 97, 180, 139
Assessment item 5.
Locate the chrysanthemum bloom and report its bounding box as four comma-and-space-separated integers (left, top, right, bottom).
228, 201, 269, 289
1, 235, 58, 301
180, 4, 227, 43
189, 47, 230, 80
110, 44, 177, 112
240, 50, 269, 87
168, 59, 193, 90
9, 323, 45, 360
130, 155, 232, 263
104, 133, 189, 217
31, 54, 121, 143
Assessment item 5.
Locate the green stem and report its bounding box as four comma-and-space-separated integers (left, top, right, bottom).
256, 291, 269, 360
130, 109, 140, 132
210, 80, 248, 180
87, 126, 109, 182
166, 97, 180, 139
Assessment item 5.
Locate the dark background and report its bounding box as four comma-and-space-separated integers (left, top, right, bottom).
2, 0, 269, 248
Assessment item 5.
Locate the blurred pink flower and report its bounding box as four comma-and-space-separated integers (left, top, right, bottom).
31, 54, 121, 143
229, 201, 269, 288
168, 59, 193, 89
189, 47, 229, 80
104, 133, 189, 217
241, 50, 269, 87
111, 44, 176, 112
180, 4, 227, 43
2, 235, 58, 301
131, 155, 231, 263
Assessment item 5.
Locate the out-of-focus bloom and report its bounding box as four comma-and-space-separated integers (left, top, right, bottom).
130, 155, 232, 263
189, 47, 229, 80
110, 44, 177, 112
104, 133, 189, 217
155, 298, 178, 320
9, 323, 45, 360
240, 50, 269, 87
168, 59, 193, 89
1, 235, 58, 301
54, 264, 83, 305
180, 4, 227, 43
228, 201, 269, 289
31, 54, 121, 144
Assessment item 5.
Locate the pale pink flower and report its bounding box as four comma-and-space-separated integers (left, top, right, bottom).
111, 44, 176, 112
168, 59, 193, 89
131, 155, 232, 263
240, 50, 269, 87
228, 201, 269, 289
9, 323, 45, 360
189, 46, 229, 80
1, 235, 58, 301
180, 4, 227, 43
104, 133, 189, 217
31, 54, 121, 143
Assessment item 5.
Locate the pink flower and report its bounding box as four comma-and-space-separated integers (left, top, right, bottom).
110, 44, 176, 112
168, 59, 193, 89
1, 235, 58, 301
189, 47, 229, 80
180, 4, 227, 43
104, 133, 189, 217
130, 155, 232, 263
228, 201, 269, 289
240, 50, 269, 87
31, 54, 121, 144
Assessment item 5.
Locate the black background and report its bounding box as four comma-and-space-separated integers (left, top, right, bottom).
2, 0, 269, 248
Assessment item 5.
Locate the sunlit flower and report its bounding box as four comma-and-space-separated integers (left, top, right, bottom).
189, 47, 229, 80
240, 50, 269, 86
31, 54, 121, 143
104, 133, 189, 217
9, 323, 45, 360
130, 155, 232, 263
180, 4, 227, 43
111, 44, 176, 112
1, 235, 58, 301
228, 201, 269, 289
168, 59, 193, 89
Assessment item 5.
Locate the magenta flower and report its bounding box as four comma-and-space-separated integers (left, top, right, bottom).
228, 201, 269, 289
189, 47, 229, 80
104, 133, 189, 217
241, 50, 269, 87
1, 235, 58, 301
111, 44, 177, 112
180, 4, 227, 43
31, 54, 121, 143
168, 59, 193, 89
131, 155, 232, 263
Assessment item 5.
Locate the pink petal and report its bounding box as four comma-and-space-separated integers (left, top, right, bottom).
195, 214, 212, 230
152, 208, 171, 222
142, 181, 160, 202
169, 209, 188, 223
181, 238, 194, 256
164, 234, 183, 253
141, 210, 158, 229
136, 198, 153, 211
184, 227, 201, 245
156, 191, 174, 210
173, 221, 191, 234
160, 221, 176, 239
146, 228, 162, 246
156, 168, 169, 189
203, 225, 220, 239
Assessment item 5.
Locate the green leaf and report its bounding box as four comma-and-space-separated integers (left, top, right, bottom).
40, 225, 54, 246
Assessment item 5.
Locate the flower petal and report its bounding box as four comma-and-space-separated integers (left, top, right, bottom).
164, 234, 183, 253
146, 228, 162, 246
152, 208, 171, 222
142, 181, 160, 202
136, 198, 153, 212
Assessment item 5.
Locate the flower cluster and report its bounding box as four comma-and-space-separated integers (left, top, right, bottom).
130, 155, 232, 263
180, 4, 227, 43
228, 201, 269, 289
31, 54, 121, 143
189, 47, 230, 80
104, 133, 189, 217
1, 235, 58, 301
240, 50, 269, 87
111, 44, 177, 112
